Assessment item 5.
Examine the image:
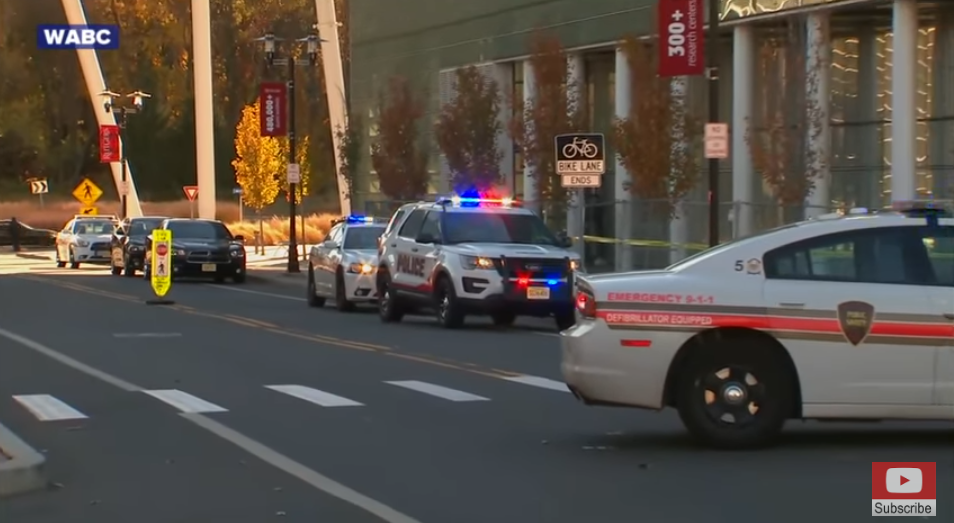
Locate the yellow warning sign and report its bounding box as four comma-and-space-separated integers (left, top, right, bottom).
150, 229, 172, 298
79, 206, 98, 215
72, 178, 103, 205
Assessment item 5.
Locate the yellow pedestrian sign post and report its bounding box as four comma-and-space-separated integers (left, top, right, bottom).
79, 206, 98, 215
146, 229, 175, 305
72, 178, 103, 206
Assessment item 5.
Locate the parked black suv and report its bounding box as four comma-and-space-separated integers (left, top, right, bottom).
143, 219, 247, 283
110, 216, 168, 277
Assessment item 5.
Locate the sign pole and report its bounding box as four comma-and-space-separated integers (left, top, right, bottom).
239, 194, 244, 222
575, 188, 585, 266
38, 193, 44, 209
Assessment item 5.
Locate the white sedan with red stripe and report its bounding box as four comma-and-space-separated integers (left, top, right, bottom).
562, 202, 954, 449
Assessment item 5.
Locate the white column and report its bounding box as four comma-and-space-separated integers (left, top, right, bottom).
613, 47, 632, 271
315, 0, 351, 215
669, 77, 689, 264
931, 7, 954, 198
805, 12, 832, 217
731, 24, 755, 237
522, 59, 539, 213
61, 0, 143, 218
191, 0, 216, 219
566, 53, 585, 245
891, 0, 918, 201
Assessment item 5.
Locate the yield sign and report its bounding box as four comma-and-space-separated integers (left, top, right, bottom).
183, 186, 199, 201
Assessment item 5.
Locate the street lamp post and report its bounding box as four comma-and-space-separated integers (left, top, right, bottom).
706, 0, 721, 247
254, 32, 321, 274
100, 89, 150, 220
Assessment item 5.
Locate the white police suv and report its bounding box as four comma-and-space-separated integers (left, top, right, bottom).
307, 215, 387, 311
55, 215, 119, 269
376, 195, 581, 330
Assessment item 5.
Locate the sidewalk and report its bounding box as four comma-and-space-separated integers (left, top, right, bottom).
0, 421, 47, 497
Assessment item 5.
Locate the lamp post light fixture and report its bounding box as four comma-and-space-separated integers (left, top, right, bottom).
253, 31, 323, 273
99, 89, 150, 219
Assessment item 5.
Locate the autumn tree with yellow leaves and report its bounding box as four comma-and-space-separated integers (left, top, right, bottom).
232, 102, 282, 248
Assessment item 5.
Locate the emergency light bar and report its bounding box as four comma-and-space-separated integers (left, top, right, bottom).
333, 215, 378, 226
437, 195, 517, 208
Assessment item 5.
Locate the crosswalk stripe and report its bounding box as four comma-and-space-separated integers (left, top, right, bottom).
265, 385, 363, 407
385, 380, 489, 402
142, 389, 228, 413
502, 375, 570, 392
13, 394, 88, 421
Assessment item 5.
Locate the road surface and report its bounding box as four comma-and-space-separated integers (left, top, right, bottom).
0, 260, 951, 522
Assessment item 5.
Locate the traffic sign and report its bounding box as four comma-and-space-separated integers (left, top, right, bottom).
183, 186, 199, 201
556, 133, 606, 187
80, 206, 98, 215
561, 174, 601, 188
72, 178, 103, 205
30, 180, 48, 194
704, 123, 729, 159
287, 163, 301, 184
150, 229, 172, 298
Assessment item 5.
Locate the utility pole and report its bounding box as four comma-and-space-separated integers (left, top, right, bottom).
706, 0, 721, 247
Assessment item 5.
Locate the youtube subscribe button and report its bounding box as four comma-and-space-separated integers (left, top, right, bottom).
872, 462, 936, 517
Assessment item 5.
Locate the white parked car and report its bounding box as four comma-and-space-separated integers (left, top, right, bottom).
562, 202, 954, 449
55, 215, 119, 269
307, 216, 387, 311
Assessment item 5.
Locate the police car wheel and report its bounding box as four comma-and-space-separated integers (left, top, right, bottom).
435, 277, 465, 329
490, 311, 516, 326
378, 273, 404, 322
306, 269, 326, 307
68, 248, 80, 269
335, 271, 355, 312
676, 344, 792, 450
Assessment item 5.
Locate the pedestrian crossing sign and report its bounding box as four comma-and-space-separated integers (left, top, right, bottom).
150, 229, 172, 298
72, 178, 103, 205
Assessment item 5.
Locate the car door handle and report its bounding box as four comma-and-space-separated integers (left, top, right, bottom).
411, 248, 419, 253
944, 313, 954, 321
777, 302, 805, 308
390, 243, 397, 248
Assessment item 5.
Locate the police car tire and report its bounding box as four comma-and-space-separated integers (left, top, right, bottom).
111, 263, 122, 276
307, 269, 326, 307
335, 271, 355, 312
435, 277, 465, 329
68, 248, 80, 269
675, 344, 792, 450
378, 273, 404, 322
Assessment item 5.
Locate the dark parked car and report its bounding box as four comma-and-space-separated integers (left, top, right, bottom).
143, 218, 247, 283
110, 216, 168, 277
0, 219, 56, 247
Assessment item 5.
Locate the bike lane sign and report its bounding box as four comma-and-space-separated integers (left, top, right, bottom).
555, 133, 606, 187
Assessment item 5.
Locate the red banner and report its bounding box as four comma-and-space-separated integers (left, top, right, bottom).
99, 124, 120, 163
259, 82, 287, 137
657, 0, 705, 77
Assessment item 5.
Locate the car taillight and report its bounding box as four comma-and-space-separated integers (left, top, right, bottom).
576, 290, 596, 318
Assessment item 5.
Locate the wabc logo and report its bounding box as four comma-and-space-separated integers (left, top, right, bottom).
37, 25, 119, 50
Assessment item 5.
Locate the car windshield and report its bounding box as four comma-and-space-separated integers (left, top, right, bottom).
165, 221, 231, 240
343, 226, 385, 249
442, 212, 558, 245
73, 221, 114, 235
128, 219, 165, 236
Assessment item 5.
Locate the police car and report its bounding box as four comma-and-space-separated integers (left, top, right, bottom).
54, 215, 119, 269
376, 194, 581, 329
306, 215, 386, 311
562, 201, 954, 449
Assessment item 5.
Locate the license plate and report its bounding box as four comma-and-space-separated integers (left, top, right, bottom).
527, 287, 550, 300
202, 263, 217, 272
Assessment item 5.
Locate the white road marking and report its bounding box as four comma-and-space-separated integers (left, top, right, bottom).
0, 326, 420, 523
141, 389, 228, 413
503, 375, 570, 392
533, 332, 559, 337
208, 285, 305, 301
266, 385, 363, 407
385, 380, 489, 402
12, 394, 88, 421
113, 333, 182, 338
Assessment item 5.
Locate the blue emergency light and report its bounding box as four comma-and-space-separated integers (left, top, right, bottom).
345, 215, 375, 223
439, 191, 515, 208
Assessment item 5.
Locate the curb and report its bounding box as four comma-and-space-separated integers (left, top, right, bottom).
246, 269, 307, 286
0, 421, 47, 498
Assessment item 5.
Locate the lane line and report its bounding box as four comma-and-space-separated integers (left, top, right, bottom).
12, 394, 88, 421
210, 285, 305, 302
502, 375, 570, 393
0, 325, 422, 523
385, 380, 489, 402
266, 385, 364, 407
113, 333, 183, 338
142, 389, 229, 413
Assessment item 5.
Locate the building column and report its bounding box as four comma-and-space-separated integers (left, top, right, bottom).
613, 46, 632, 271
731, 24, 755, 237
931, 7, 954, 198
891, 0, 918, 201
522, 59, 539, 213
669, 77, 689, 264
805, 12, 832, 217
566, 53, 585, 252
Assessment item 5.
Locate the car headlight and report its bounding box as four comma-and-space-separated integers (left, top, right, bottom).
460, 255, 494, 270
174, 249, 186, 256
230, 247, 245, 258
348, 262, 374, 274
76, 239, 90, 247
